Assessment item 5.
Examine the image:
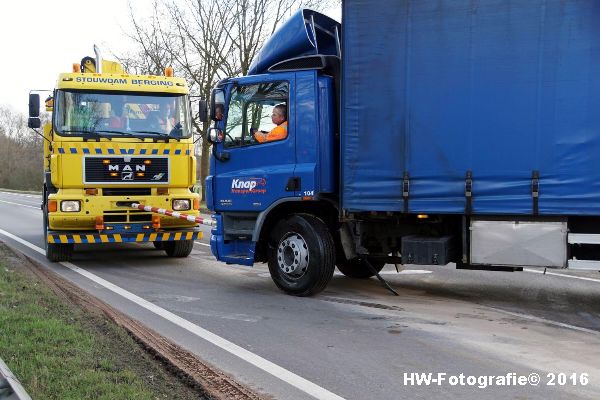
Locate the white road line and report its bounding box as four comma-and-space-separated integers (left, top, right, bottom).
0, 228, 345, 400
0, 229, 45, 255
0, 191, 40, 198
0, 199, 40, 210
524, 268, 600, 284
488, 306, 600, 336
195, 241, 210, 247
380, 270, 432, 275
332, 269, 432, 277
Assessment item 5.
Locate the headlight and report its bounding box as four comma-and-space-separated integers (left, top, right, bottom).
61, 200, 81, 212
172, 199, 191, 211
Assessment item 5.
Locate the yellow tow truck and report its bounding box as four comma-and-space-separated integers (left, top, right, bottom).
28, 46, 201, 261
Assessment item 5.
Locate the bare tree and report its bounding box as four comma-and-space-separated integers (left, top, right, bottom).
0, 106, 44, 191
121, 0, 338, 202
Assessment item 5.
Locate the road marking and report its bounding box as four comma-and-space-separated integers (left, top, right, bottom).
0, 199, 40, 210
333, 269, 432, 277
524, 268, 600, 284
0, 229, 45, 255
0, 228, 345, 400
0, 191, 40, 198
195, 241, 210, 247
380, 269, 432, 275
488, 306, 600, 336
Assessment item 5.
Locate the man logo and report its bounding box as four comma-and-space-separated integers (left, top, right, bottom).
121, 171, 134, 181
152, 173, 165, 181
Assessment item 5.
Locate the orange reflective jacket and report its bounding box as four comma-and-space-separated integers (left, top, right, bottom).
255, 121, 288, 143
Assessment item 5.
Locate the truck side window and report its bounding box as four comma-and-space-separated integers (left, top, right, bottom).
224, 81, 288, 148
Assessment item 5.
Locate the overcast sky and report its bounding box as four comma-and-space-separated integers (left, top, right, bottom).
0, 1, 340, 115
0, 0, 139, 114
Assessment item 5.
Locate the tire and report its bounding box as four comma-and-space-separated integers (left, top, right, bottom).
46, 243, 74, 262
43, 196, 74, 262
42, 203, 48, 250
153, 241, 164, 250
268, 214, 335, 296
163, 240, 194, 257
336, 257, 385, 279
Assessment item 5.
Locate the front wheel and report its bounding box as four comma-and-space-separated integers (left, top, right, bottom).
163, 240, 194, 257
268, 214, 335, 296
46, 243, 74, 262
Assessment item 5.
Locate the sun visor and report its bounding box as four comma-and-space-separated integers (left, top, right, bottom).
248, 9, 340, 75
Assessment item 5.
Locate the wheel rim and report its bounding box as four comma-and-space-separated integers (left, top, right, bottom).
277, 232, 309, 279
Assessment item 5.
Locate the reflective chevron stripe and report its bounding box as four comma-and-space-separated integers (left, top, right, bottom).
54, 143, 192, 155
47, 231, 202, 244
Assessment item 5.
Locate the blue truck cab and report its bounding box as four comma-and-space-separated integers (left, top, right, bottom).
206, 10, 342, 295
206, 2, 600, 296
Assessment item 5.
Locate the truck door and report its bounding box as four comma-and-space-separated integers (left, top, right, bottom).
212, 74, 296, 212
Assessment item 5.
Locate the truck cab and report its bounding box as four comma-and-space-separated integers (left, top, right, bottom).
206, 11, 342, 295
29, 46, 202, 262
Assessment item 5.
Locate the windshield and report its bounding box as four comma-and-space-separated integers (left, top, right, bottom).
54, 90, 192, 138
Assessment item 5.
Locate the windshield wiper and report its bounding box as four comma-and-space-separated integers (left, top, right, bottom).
129, 130, 174, 140
61, 129, 107, 140
94, 130, 136, 136
130, 130, 169, 136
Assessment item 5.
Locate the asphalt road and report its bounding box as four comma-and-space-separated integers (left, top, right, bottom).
1, 190, 599, 400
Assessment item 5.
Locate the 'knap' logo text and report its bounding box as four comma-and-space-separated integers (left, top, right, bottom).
231, 178, 267, 194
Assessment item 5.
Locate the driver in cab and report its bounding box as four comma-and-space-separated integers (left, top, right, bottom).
253, 104, 288, 143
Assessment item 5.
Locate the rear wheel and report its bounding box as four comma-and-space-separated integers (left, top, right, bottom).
163, 240, 194, 257
268, 214, 335, 296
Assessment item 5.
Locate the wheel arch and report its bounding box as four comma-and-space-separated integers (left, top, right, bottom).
253, 198, 338, 262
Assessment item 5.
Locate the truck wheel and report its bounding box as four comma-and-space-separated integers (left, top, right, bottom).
46, 243, 74, 262
268, 214, 335, 296
43, 204, 48, 249
42, 201, 74, 262
336, 257, 385, 279
164, 240, 194, 257
153, 241, 164, 250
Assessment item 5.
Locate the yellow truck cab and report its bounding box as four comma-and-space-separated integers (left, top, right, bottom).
28, 46, 201, 262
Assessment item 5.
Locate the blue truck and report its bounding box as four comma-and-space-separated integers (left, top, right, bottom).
202, 0, 600, 296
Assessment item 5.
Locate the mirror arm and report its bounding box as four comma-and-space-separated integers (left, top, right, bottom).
31, 128, 53, 146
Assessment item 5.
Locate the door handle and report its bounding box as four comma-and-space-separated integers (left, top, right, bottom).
216, 151, 230, 161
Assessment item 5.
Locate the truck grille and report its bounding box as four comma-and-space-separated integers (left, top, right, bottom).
84, 157, 169, 184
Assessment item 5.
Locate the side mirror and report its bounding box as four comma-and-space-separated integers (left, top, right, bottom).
207, 127, 224, 144
210, 88, 225, 121
198, 98, 208, 123
28, 118, 41, 129
29, 93, 40, 118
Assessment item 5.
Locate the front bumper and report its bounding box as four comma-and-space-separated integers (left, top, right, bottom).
48, 229, 202, 244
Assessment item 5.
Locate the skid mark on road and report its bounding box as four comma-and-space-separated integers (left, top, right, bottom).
487, 306, 600, 336
321, 296, 404, 311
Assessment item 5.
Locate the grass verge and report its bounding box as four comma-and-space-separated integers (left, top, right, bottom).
0, 244, 203, 400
